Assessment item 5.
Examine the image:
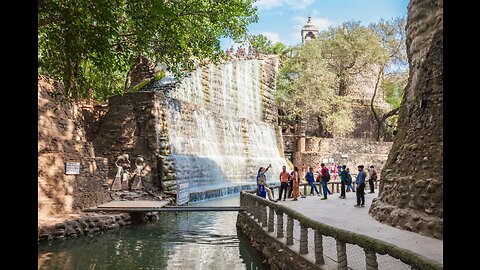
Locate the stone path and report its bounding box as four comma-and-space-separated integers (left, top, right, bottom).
274, 191, 443, 265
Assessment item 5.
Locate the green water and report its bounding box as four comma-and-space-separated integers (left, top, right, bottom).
38, 195, 266, 269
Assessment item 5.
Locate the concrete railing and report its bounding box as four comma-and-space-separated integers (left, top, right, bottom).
240, 191, 443, 270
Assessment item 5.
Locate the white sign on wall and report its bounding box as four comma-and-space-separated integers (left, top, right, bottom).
328, 158, 334, 163
177, 183, 190, 206
322, 159, 328, 163
65, 162, 80, 175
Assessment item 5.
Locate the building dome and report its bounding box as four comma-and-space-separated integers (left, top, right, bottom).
302, 16, 318, 32
301, 16, 319, 44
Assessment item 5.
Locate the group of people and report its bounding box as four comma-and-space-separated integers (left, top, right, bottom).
256, 163, 378, 208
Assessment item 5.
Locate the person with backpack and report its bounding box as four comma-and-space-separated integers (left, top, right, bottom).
367, 165, 378, 193
354, 165, 367, 207
338, 165, 348, 199
320, 163, 330, 200
345, 168, 355, 192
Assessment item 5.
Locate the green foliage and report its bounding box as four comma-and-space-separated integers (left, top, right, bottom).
318, 21, 388, 96
38, 0, 258, 101
248, 34, 273, 54
154, 70, 166, 81
382, 74, 407, 109
369, 17, 407, 74
276, 41, 354, 137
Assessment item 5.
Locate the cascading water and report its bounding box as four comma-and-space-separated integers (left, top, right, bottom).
163, 58, 287, 190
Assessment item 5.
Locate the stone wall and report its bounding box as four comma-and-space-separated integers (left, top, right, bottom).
38, 77, 109, 220
38, 213, 132, 241
236, 212, 319, 270
92, 91, 172, 192
369, 0, 443, 239
290, 137, 392, 172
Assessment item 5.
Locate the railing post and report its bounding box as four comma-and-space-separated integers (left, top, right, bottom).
331, 182, 334, 193
364, 249, 379, 270
314, 230, 325, 265
303, 183, 307, 197
268, 206, 275, 232
261, 204, 268, 228
253, 200, 259, 221
336, 240, 347, 270
286, 216, 294, 245
276, 209, 284, 238
299, 224, 308, 254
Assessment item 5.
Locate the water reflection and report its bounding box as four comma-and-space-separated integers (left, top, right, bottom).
38, 195, 265, 270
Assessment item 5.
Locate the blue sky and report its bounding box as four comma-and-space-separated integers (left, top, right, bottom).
221, 0, 409, 50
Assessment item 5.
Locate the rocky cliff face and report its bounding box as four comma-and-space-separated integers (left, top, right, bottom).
38, 77, 108, 220
369, 0, 443, 239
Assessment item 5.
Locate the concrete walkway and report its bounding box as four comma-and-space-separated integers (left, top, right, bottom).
275, 190, 443, 264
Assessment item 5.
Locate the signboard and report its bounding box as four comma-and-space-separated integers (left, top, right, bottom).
177, 183, 190, 206
65, 162, 80, 175
341, 154, 348, 159
322, 159, 328, 163
328, 158, 334, 163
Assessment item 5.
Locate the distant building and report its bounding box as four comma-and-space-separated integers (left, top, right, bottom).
301, 16, 318, 44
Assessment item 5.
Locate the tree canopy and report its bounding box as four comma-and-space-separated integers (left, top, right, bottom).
38, 0, 258, 101
275, 41, 354, 138
248, 34, 286, 56
318, 21, 388, 96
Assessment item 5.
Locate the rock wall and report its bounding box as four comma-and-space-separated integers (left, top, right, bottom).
295, 137, 392, 171
38, 77, 109, 220
92, 91, 170, 191
369, 0, 443, 239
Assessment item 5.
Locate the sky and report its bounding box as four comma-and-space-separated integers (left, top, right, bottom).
220, 0, 409, 50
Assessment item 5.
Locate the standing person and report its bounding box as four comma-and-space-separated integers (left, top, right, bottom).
345, 168, 355, 192
354, 165, 367, 207
301, 164, 307, 180
333, 163, 339, 181
306, 167, 320, 196
338, 165, 348, 199
292, 167, 300, 201
367, 165, 377, 193
287, 170, 294, 198
256, 165, 277, 202
278, 166, 291, 201
320, 163, 330, 200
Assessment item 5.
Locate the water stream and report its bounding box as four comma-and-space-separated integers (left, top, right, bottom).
38, 195, 266, 270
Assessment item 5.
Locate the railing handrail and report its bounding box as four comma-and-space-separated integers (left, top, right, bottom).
240, 191, 442, 270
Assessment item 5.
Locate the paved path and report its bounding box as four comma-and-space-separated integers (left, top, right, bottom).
275, 190, 443, 264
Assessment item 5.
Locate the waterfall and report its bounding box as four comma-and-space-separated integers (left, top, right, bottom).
164, 59, 287, 189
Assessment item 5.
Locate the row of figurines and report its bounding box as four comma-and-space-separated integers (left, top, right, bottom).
110, 154, 145, 191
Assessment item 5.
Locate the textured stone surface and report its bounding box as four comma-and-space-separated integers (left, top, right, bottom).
38, 77, 109, 220
369, 0, 443, 240
285, 136, 392, 172
237, 212, 320, 270
38, 213, 132, 241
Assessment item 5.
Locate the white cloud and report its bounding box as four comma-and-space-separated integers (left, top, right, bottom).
255, 0, 315, 10
262, 32, 281, 43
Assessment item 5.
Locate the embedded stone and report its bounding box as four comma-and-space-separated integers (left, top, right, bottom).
414, 180, 427, 188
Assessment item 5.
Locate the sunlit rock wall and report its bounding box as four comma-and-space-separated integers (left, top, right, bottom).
38, 77, 108, 220
369, 0, 443, 239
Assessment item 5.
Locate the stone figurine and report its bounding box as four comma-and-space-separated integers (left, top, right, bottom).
131, 156, 144, 190
110, 154, 131, 191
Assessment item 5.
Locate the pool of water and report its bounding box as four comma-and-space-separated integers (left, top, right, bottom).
38, 195, 266, 269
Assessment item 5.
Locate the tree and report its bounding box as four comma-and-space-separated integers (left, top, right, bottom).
368, 17, 408, 141
248, 34, 273, 55
38, 0, 258, 101
318, 21, 388, 96
275, 41, 354, 137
